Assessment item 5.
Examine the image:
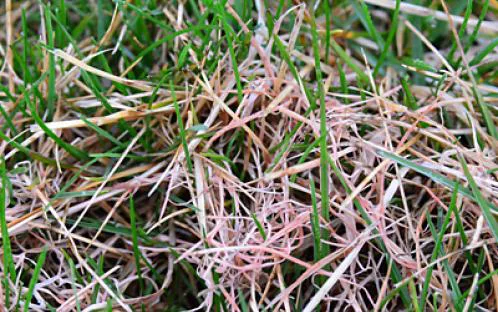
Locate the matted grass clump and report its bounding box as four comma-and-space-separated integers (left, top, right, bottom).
1, 0, 498, 311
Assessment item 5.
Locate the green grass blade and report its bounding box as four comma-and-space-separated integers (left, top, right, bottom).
323, 0, 331, 64
460, 269, 498, 301
97, 0, 105, 39
251, 213, 267, 241
24, 247, 48, 312
408, 279, 420, 312
470, 37, 498, 67
130, 196, 144, 295
91, 255, 104, 304
61, 249, 81, 312
21, 9, 32, 84
419, 183, 459, 308
373, 0, 400, 77
238, 288, 250, 312
171, 81, 193, 173
218, 7, 243, 104
330, 39, 369, 83
0, 99, 17, 135
44, 3, 56, 121
463, 0, 490, 57
309, 175, 321, 262
27, 96, 88, 160
447, 0, 472, 63
55, 0, 67, 47
460, 156, 498, 242
290, 139, 320, 183
81, 118, 125, 148
378, 150, 498, 212
400, 76, 418, 110
470, 85, 497, 139
0, 131, 75, 169
353, 0, 384, 50
1, 158, 17, 307
427, 216, 463, 309
310, 13, 330, 262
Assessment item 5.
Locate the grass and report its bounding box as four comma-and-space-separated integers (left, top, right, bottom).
23, 246, 48, 312
129, 196, 145, 297
171, 81, 193, 173
419, 183, 459, 309
1, 0, 497, 311
0, 158, 16, 308
44, 3, 56, 121
460, 155, 498, 241
310, 11, 330, 270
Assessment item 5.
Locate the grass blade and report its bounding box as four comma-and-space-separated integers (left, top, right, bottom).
130, 196, 144, 295
0, 158, 16, 307
419, 183, 459, 308
171, 81, 193, 173
373, 0, 400, 76
251, 213, 267, 241
24, 247, 48, 312
460, 156, 498, 242
330, 39, 369, 83
378, 150, 498, 212
27, 97, 88, 160
44, 3, 56, 121
310, 12, 330, 264
309, 175, 321, 263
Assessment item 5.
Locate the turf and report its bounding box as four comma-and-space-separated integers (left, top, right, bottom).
1, 0, 498, 311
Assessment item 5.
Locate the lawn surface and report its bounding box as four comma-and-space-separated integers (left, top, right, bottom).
1, 0, 498, 311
